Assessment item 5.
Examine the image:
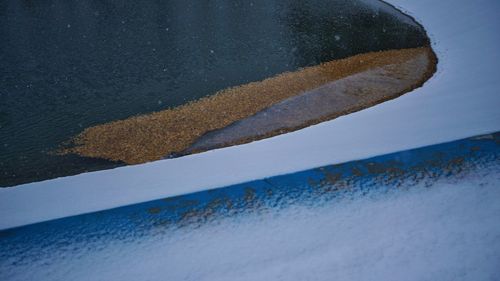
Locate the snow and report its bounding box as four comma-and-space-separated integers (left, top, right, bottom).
2, 167, 500, 281
1, 0, 500, 230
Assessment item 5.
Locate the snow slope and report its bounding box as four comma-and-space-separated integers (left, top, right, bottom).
1, 0, 500, 230
2, 162, 499, 281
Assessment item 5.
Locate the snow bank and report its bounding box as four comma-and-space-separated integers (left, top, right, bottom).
1, 0, 499, 229
2, 166, 499, 281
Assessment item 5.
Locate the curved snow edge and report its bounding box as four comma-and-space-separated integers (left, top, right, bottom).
0, 0, 499, 230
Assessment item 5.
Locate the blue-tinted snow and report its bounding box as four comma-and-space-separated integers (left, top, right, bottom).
1, 153, 499, 280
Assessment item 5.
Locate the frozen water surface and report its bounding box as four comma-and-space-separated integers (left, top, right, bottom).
0, 0, 427, 186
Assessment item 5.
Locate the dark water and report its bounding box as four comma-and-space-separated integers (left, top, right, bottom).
0, 0, 428, 187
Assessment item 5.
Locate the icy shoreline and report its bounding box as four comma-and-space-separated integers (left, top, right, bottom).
1, 0, 500, 230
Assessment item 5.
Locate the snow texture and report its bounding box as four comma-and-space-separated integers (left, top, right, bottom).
2, 168, 500, 281
1, 0, 500, 229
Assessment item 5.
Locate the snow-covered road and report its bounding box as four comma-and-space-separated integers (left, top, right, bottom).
1, 0, 499, 230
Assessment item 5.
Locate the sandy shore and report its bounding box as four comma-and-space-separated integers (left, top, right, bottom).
62, 46, 436, 164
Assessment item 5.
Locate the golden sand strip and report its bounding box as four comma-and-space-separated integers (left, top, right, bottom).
62, 46, 436, 164
185, 48, 435, 154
